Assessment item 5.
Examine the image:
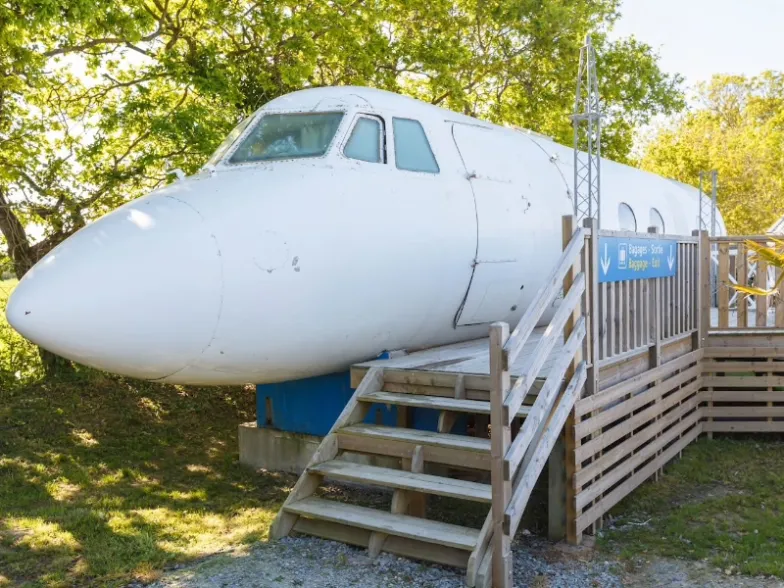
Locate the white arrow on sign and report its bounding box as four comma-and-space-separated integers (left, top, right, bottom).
667, 245, 675, 271
601, 243, 611, 275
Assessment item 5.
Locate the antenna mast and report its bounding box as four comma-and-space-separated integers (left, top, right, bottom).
698, 170, 718, 236
573, 34, 602, 227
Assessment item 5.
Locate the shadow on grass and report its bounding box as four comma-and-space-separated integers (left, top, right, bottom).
0, 371, 295, 587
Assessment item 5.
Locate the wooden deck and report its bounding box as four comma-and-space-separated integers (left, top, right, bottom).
353, 326, 561, 385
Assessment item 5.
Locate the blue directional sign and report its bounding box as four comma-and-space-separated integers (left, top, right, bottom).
598, 236, 679, 283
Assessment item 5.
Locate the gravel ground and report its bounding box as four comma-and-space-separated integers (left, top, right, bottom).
148, 534, 624, 588
147, 533, 784, 588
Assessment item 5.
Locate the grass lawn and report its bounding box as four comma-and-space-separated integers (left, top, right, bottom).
0, 375, 292, 587
601, 437, 784, 578
0, 280, 292, 587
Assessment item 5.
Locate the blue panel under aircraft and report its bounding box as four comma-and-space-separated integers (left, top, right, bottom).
256, 369, 465, 437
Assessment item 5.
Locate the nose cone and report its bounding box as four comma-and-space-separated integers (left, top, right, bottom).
6, 194, 222, 380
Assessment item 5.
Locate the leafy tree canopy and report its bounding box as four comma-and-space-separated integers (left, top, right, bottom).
0, 0, 684, 280
640, 72, 784, 235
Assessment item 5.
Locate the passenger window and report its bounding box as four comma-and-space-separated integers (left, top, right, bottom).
649, 208, 666, 233
344, 116, 383, 163
618, 202, 637, 232
392, 118, 439, 173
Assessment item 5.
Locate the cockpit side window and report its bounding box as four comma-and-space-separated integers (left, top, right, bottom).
228, 112, 344, 164
344, 115, 385, 163
392, 118, 439, 174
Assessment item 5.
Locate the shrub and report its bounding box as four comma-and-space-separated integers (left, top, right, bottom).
0, 280, 42, 385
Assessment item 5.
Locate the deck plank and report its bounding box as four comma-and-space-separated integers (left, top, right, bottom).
361, 391, 530, 418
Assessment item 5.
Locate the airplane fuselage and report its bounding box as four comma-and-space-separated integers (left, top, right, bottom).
6, 87, 725, 384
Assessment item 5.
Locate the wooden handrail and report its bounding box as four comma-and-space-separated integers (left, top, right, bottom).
503, 272, 586, 423
503, 227, 586, 365
600, 228, 699, 243
504, 361, 588, 537
710, 235, 781, 243
503, 317, 586, 480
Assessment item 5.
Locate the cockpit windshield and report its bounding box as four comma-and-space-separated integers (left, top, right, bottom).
228, 112, 344, 164
204, 115, 254, 168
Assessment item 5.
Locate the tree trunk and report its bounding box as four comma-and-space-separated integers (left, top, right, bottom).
0, 187, 36, 279
0, 186, 75, 376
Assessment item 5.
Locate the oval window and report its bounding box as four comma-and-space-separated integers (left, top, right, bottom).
649, 208, 666, 234
618, 203, 637, 231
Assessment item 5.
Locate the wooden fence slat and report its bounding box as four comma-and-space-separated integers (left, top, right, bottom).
700, 231, 711, 337
776, 266, 784, 328
703, 421, 784, 433
624, 281, 631, 352
757, 258, 769, 327
718, 242, 729, 328
600, 282, 608, 361
575, 365, 700, 438
575, 377, 702, 463
576, 349, 702, 417
575, 422, 701, 535
702, 375, 784, 388
608, 281, 615, 357
574, 394, 701, 488
737, 243, 748, 328
575, 408, 702, 510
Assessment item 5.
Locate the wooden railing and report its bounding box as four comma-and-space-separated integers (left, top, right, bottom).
711, 235, 784, 330
488, 216, 589, 586
484, 221, 784, 587
597, 229, 700, 363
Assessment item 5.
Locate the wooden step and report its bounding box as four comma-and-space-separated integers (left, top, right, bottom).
362, 390, 531, 418
310, 460, 492, 503
285, 496, 479, 551
337, 424, 491, 470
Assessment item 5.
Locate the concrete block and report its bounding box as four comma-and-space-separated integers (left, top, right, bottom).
238, 422, 400, 474
239, 422, 322, 474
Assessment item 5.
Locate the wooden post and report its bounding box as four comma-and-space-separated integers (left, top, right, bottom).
549, 215, 583, 544
489, 321, 512, 588
737, 243, 748, 328
584, 218, 599, 382
757, 258, 769, 327
776, 266, 784, 328
698, 230, 712, 438
584, 217, 600, 532
691, 231, 702, 352
647, 227, 664, 480
699, 231, 711, 345
718, 243, 729, 329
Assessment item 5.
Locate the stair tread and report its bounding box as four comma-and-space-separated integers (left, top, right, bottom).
310, 460, 491, 503
339, 424, 491, 453
363, 391, 531, 418
285, 496, 480, 550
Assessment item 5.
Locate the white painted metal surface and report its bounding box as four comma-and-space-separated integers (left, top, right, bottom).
5, 86, 726, 384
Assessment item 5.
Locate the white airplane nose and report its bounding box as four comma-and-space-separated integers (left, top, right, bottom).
6, 194, 223, 380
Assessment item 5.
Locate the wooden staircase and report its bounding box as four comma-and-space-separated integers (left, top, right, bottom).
270, 367, 503, 587
271, 218, 592, 588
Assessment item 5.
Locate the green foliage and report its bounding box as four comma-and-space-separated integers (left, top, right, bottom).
640, 72, 784, 235
603, 438, 784, 578
0, 0, 684, 279
731, 239, 784, 298
0, 374, 287, 587
0, 280, 42, 385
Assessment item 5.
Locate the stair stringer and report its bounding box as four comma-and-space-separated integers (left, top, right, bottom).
269, 366, 385, 539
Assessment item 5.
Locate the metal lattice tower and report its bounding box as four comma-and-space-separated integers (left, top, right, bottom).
698, 170, 718, 236
573, 34, 602, 227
